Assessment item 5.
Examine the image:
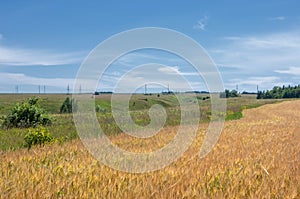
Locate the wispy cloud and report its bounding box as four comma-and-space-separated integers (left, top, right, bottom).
226, 76, 293, 91
158, 66, 198, 76
210, 30, 300, 72
115, 52, 159, 67
193, 15, 209, 31
269, 16, 286, 21
208, 30, 300, 91
275, 66, 300, 75
99, 64, 203, 93
0, 44, 86, 66
229, 76, 279, 86
0, 72, 74, 88
114, 51, 187, 68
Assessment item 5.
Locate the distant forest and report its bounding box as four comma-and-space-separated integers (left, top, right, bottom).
257, 85, 300, 99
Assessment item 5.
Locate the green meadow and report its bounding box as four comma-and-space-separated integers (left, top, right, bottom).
0, 93, 283, 151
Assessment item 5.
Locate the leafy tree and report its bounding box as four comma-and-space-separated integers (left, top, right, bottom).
2, 97, 52, 128
60, 97, 78, 113
225, 89, 230, 98
220, 89, 240, 98
229, 90, 239, 97
257, 91, 263, 99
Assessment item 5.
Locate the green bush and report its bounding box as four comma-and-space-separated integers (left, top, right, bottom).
60, 97, 77, 113
95, 105, 107, 113
24, 127, 54, 149
2, 97, 52, 128
225, 111, 243, 121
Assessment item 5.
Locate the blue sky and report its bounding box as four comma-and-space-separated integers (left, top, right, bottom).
0, 0, 300, 93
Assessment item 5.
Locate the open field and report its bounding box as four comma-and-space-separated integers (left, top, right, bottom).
0, 98, 299, 198
0, 94, 284, 151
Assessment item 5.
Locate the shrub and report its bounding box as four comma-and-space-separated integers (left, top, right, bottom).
197, 96, 210, 100
225, 111, 243, 121
95, 105, 107, 113
2, 97, 52, 128
24, 127, 54, 149
60, 97, 77, 113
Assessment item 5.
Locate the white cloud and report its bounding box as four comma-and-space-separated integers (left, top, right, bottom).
269, 16, 286, 21
226, 76, 293, 91
114, 51, 187, 68
0, 44, 86, 66
158, 66, 198, 76
193, 15, 209, 31
115, 52, 159, 67
99, 64, 203, 93
275, 66, 300, 75
210, 31, 300, 91
229, 76, 279, 86
158, 66, 180, 74
210, 30, 300, 73
0, 72, 74, 88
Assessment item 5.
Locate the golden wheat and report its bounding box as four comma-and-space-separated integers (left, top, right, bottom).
1, 100, 299, 198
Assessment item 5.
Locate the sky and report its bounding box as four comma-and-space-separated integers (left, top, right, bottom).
0, 0, 300, 93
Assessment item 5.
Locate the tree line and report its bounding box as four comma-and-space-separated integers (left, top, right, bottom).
257, 85, 300, 99
220, 89, 240, 98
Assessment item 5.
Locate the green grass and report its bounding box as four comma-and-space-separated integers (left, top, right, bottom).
0, 114, 78, 151
225, 111, 243, 120
0, 93, 287, 151
0, 94, 69, 115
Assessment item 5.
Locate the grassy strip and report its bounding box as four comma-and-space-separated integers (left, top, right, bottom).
225, 98, 286, 121
0, 94, 286, 151
225, 111, 243, 121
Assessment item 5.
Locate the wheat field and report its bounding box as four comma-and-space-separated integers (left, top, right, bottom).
1, 100, 299, 198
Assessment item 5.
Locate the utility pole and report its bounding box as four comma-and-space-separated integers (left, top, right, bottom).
145, 84, 147, 95
38, 85, 41, 94
79, 85, 82, 94
168, 84, 170, 93
257, 85, 259, 93
15, 85, 18, 94
236, 84, 239, 93
67, 84, 70, 95
44, 85, 46, 94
